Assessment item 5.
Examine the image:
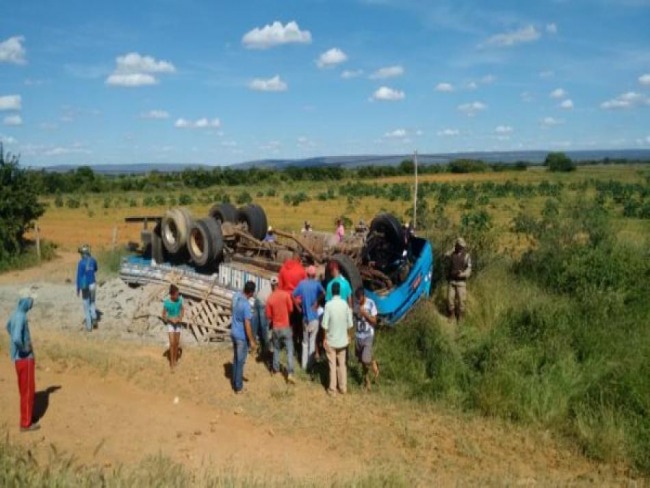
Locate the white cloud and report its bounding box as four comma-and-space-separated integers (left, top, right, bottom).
483, 25, 541, 47
341, 69, 363, 79
371, 86, 405, 101
458, 101, 487, 116
437, 129, 459, 136
560, 99, 574, 110
248, 75, 288, 92
546, 23, 558, 34
639, 74, 650, 86
384, 129, 407, 138
495, 125, 513, 134
435, 82, 454, 92
550, 88, 567, 99
0, 95, 21, 111
481, 74, 496, 84
369, 65, 404, 79
521, 91, 534, 102
242, 21, 311, 49
0, 133, 17, 144
141, 109, 169, 119
221, 140, 238, 147
0, 36, 26, 64
541, 116, 563, 127
106, 52, 175, 87
115, 52, 175, 74
317, 48, 347, 68
539, 70, 555, 78
3, 115, 22, 126
466, 81, 478, 90
174, 117, 221, 129
106, 73, 157, 86
600, 91, 650, 109
43, 146, 91, 156
636, 135, 650, 145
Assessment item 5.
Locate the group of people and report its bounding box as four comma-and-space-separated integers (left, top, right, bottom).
227, 254, 379, 395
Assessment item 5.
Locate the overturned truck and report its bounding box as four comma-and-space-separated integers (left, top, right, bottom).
120, 203, 433, 341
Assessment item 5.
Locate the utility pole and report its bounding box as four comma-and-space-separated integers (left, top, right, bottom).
413, 150, 418, 230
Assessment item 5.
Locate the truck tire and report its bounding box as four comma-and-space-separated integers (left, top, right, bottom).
325, 254, 363, 295
236, 204, 266, 240
366, 213, 405, 268
187, 217, 224, 267
209, 202, 237, 224
151, 223, 166, 264
369, 213, 403, 249
249, 203, 268, 239
161, 208, 193, 254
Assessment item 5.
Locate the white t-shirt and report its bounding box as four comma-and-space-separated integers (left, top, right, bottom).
355, 297, 377, 340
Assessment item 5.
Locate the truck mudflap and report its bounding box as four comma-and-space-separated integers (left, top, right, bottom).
366, 237, 433, 326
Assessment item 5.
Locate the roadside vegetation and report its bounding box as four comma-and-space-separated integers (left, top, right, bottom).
3, 151, 650, 478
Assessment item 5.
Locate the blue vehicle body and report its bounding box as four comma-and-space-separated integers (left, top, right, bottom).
366, 236, 434, 325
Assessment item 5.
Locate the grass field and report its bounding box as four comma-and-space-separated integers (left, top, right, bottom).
7, 163, 650, 480
31, 164, 650, 252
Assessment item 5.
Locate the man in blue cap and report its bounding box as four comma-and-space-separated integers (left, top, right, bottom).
6, 289, 40, 432
76, 244, 98, 331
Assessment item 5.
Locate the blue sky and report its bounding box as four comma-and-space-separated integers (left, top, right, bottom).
1, 0, 649, 166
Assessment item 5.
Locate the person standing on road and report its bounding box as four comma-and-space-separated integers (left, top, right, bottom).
445, 237, 472, 322
76, 244, 98, 332
292, 265, 325, 372
321, 282, 353, 395
162, 284, 184, 372
354, 287, 379, 390
266, 277, 296, 384
325, 261, 352, 306
6, 291, 39, 432
231, 281, 257, 394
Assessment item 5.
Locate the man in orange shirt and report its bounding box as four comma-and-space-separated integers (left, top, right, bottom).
266, 277, 296, 384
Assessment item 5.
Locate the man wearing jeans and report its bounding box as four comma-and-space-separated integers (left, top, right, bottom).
231, 281, 257, 394
76, 244, 98, 332
266, 277, 295, 384
321, 282, 353, 395
6, 291, 39, 432
292, 266, 325, 372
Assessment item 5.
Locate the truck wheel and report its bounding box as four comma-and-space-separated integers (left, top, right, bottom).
325, 254, 363, 295
209, 202, 237, 223
369, 213, 403, 249
188, 217, 223, 267
366, 213, 404, 268
237, 204, 266, 240
161, 208, 193, 254
151, 223, 166, 264
249, 203, 268, 238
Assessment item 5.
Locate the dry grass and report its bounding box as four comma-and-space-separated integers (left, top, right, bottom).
31, 165, 649, 252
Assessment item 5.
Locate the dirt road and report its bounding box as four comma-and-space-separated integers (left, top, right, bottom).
0, 256, 636, 485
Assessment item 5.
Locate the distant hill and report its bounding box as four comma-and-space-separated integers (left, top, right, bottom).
31, 149, 650, 175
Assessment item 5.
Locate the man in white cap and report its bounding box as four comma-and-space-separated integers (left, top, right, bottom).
266, 276, 295, 383
263, 226, 276, 243
445, 237, 472, 321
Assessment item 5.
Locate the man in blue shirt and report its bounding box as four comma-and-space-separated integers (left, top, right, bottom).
76, 244, 98, 332
6, 291, 40, 432
231, 281, 257, 393
292, 265, 325, 372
